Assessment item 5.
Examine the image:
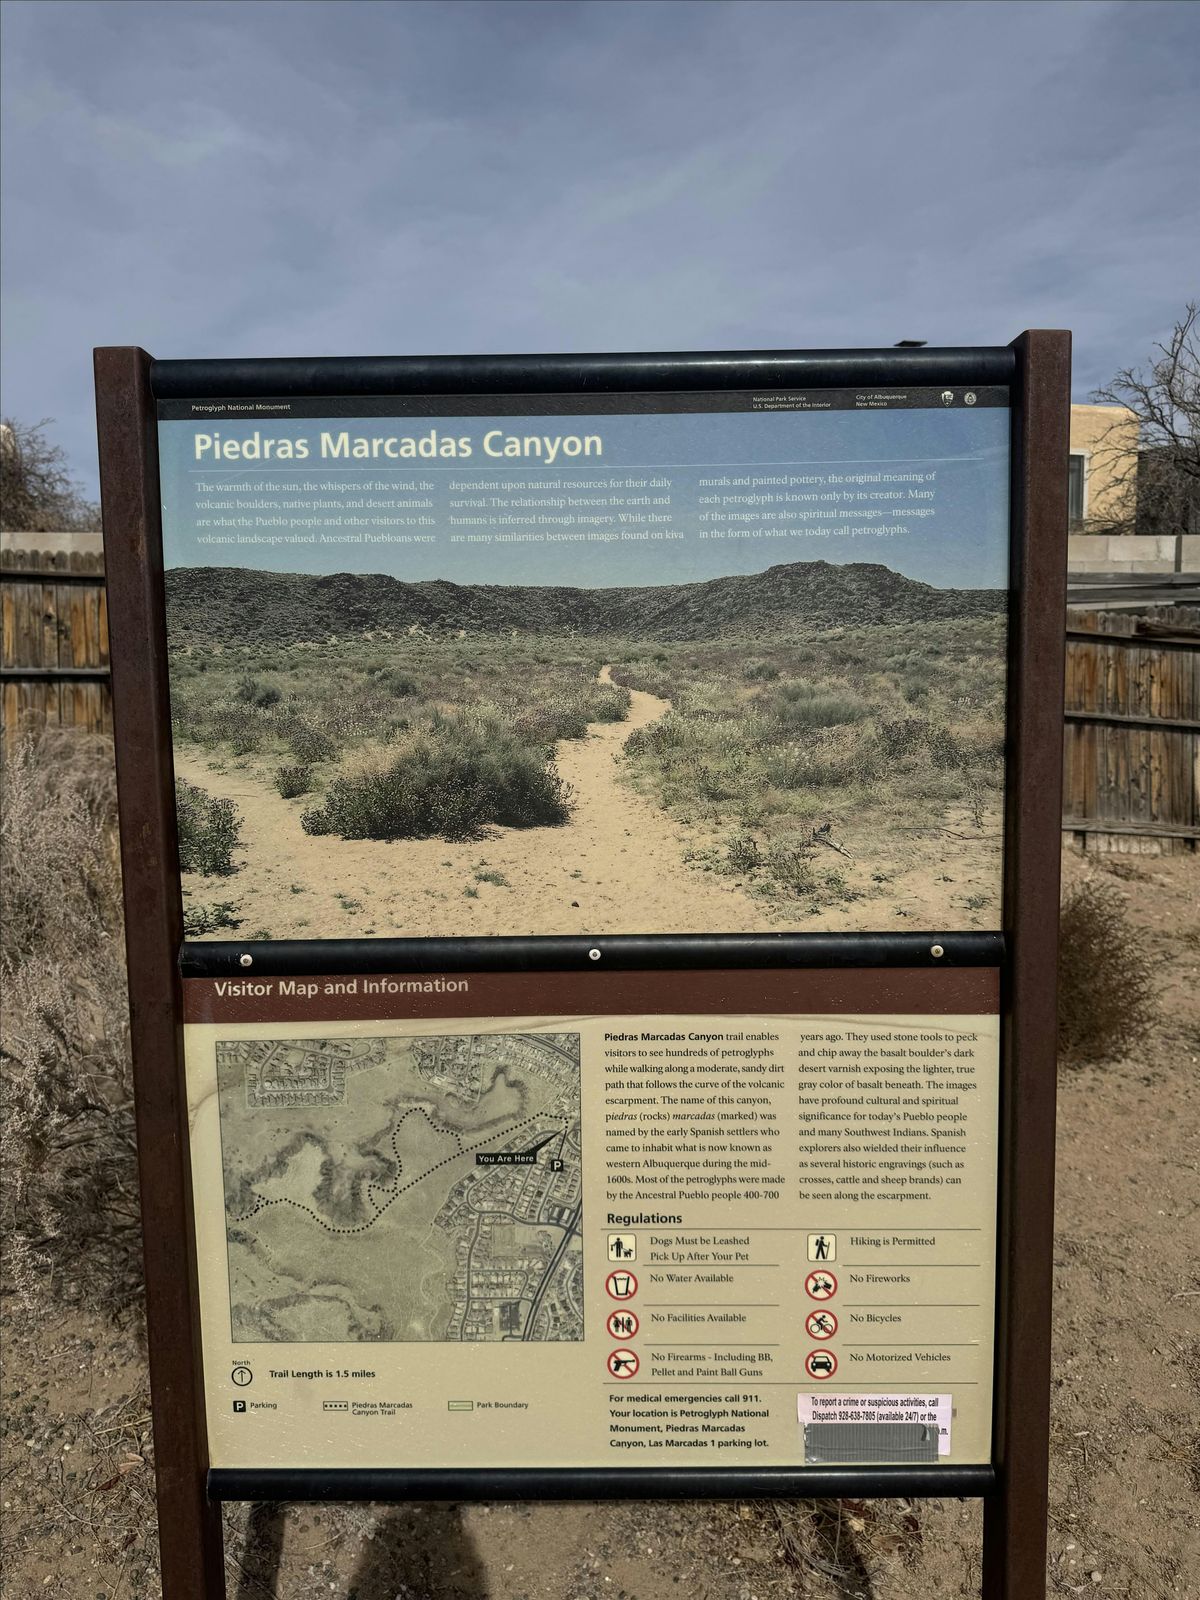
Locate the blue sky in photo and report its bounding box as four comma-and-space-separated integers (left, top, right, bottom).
159, 403, 1010, 589
2, 0, 1197, 499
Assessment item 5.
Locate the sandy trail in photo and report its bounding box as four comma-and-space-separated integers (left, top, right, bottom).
175, 667, 779, 937
176, 666, 1002, 939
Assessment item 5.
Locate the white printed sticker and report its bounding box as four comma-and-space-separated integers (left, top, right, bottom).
798, 1393, 952, 1455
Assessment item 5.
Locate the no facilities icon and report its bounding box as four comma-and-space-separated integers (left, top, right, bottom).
607, 1310, 639, 1340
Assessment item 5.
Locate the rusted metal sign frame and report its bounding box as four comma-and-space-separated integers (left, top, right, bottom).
94, 333, 1070, 1600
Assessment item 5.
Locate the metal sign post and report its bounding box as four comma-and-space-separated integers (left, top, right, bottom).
95, 334, 1069, 1600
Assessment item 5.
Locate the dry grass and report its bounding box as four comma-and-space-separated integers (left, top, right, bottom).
610, 618, 1005, 908
0, 732, 141, 1316
1057, 875, 1160, 1063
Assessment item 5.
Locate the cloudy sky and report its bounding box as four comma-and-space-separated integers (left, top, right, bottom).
2, 0, 1197, 497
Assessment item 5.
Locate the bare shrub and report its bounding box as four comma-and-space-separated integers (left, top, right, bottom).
1058, 877, 1159, 1063
0, 415, 102, 531
1, 734, 141, 1316
1, 733, 120, 975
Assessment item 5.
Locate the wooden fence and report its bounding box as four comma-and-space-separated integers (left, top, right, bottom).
1063, 603, 1200, 853
1, 546, 111, 752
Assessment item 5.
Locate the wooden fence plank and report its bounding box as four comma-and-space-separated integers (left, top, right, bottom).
1064, 602, 1199, 853
1, 558, 111, 749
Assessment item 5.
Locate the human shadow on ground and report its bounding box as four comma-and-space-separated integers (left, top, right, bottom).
345, 1504, 489, 1600
230, 1501, 489, 1599
233, 1504, 286, 1600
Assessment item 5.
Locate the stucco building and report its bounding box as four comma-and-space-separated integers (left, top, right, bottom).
1068, 403, 1138, 531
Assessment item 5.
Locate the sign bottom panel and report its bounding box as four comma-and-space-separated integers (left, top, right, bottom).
183, 967, 999, 1472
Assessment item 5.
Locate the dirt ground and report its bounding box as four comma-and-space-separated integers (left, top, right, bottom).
2, 847, 1196, 1599
176, 667, 1002, 941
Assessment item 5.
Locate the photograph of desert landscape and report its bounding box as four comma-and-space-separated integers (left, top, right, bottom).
165, 556, 1007, 940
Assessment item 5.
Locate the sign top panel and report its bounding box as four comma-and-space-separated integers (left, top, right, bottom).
158, 385, 1010, 945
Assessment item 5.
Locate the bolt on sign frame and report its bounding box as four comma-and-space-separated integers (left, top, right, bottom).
95, 334, 1069, 1600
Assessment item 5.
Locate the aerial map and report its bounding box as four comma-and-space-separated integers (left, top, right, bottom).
215, 1031, 583, 1343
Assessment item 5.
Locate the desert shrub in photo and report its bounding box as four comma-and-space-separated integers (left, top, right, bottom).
1058, 876, 1159, 1063
624, 710, 689, 759
374, 668, 419, 698
301, 717, 574, 842
769, 681, 869, 730
183, 899, 242, 935
175, 698, 269, 754
589, 683, 632, 722
763, 838, 819, 897
236, 674, 281, 709
1, 734, 141, 1315
512, 704, 589, 744
725, 831, 762, 873
285, 720, 338, 763
274, 763, 312, 798
743, 658, 780, 681
176, 778, 242, 875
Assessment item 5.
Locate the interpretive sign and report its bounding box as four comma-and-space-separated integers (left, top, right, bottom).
95, 339, 1070, 1600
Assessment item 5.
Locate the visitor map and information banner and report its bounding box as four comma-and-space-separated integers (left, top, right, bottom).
185, 967, 998, 1471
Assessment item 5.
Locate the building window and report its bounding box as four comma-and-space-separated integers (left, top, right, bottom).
1068, 454, 1086, 524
